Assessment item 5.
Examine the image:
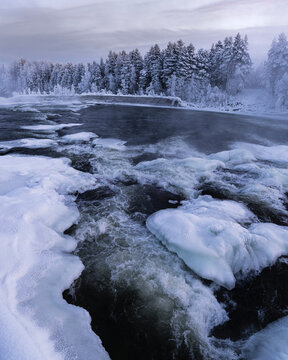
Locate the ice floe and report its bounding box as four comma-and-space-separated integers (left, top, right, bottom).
147, 196, 288, 289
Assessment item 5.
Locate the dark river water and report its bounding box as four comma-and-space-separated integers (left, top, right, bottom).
1, 99, 288, 360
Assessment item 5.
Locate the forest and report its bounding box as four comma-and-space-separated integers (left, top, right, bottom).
0, 33, 288, 108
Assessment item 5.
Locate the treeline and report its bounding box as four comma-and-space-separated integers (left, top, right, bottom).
0, 33, 251, 103
265, 33, 288, 108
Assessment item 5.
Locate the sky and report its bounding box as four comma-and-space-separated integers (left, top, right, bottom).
0, 0, 288, 65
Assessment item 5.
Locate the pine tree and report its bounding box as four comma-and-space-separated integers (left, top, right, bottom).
143, 44, 163, 94
104, 51, 118, 91
209, 40, 223, 88
73, 63, 85, 93
195, 49, 210, 81
177, 43, 197, 79
78, 66, 91, 93
129, 49, 143, 93
226, 33, 252, 94
120, 51, 132, 94
220, 37, 234, 88
266, 33, 288, 93
88, 61, 102, 92
61, 63, 74, 90
163, 40, 184, 89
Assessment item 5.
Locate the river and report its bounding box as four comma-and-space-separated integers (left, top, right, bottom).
1, 97, 288, 360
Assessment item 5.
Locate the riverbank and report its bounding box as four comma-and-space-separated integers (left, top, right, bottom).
1, 91, 287, 118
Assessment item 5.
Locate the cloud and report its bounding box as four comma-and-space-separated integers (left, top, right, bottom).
0, 0, 287, 64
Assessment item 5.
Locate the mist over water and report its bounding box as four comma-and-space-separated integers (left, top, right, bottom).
1, 99, 288, 359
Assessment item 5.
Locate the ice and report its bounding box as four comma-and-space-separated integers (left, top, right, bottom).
135, 156, 224, 196
209, 148, 256, 165
0, 138, 57, 150
0, 155, 109, 360
147, 196, 288, 289
243, 316, 288, 360
62, 132, 98, 142
92, 137, 127, 150
72, 189, 231, 359
137, 157, 224, 172
22, 123, 82, 132
233, 142, 288, 164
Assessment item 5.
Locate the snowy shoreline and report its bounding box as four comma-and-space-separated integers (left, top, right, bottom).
1, 91, 288, 118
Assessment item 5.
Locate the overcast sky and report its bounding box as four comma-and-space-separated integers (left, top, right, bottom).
0, 0, 288, 65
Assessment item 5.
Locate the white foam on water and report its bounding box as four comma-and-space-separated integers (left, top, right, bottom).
0, 155, 109, 360
135, 156, 224, 197
73, 192, 232, 359
147, 196, 288, 289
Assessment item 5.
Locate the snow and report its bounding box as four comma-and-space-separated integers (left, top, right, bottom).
134, 155, 224, 197
243, 316, 288, 360
184, 88, 288, 117
92, 137, 127, 151
61, 132, 98, 142
233, 142, 288, 164
147, 196, 288, 289
0, 138, 57, 150
22, 123, 82, 132
209, 148, 256, 165
1, 89, 287, 117
0, 155, 109, 360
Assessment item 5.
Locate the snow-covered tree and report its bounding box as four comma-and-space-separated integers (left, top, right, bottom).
78, 66, 91, 93
177, 43, 197, 80
209, 41, 224, 87
1, 33, 254, 102
88, 61, 102, 92
0, 65, 10, 96
226, 33, 252, 94
265, 33, 288, 94
61, 63, 74, 90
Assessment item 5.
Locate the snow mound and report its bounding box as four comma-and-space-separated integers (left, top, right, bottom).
209, 148, 256, 165
92, 137, 127, 151
62, 132, 98, 142
22, 123, 82, 132
0, 155, 109, 360
233, 142, 288, 163
244, 316, 288, 360
147, 196, 288, 289
0, 138, 57, 150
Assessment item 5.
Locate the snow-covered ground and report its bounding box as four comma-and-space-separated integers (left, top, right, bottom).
185, 88, 288, 118
0, 90, 287, 117
0, 93, 182, 110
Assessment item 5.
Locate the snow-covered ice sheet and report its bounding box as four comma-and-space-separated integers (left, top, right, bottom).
147, 196, 288, 289
92, 137, 127, 151
232, 142, 288, 164
243, 316, 288, 360
22, 123, 82, 132
61, 132, 98, 142
0, 155, 109, 360
0, 138, 57, 150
